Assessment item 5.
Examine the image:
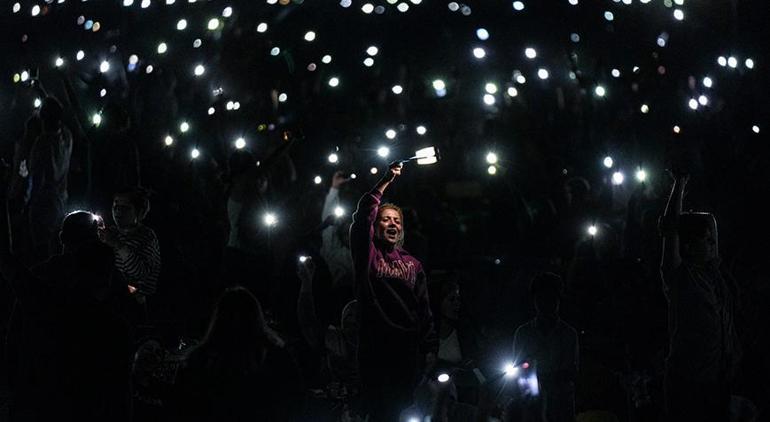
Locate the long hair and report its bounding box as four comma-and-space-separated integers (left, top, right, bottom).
191, 287, 283, 376
377, 203, 405, 248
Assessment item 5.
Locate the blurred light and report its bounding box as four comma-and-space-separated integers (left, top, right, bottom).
304, 31, 316, 41
333, 206, 346, 217
752, 125, 760, 134
503, 363, 518, 377
222, 6, 233, 17
322, 55, 333, 64
191, 148, 200, 159
140, 0, 150, 8
328, 77, 340, 87
416, 125, 427, 135
392, 85, 403, 94
234, 137, 246, 149
603, 156, 614, 168
270, 47, 281, 56
177, 19, 187, 30
208, 107, 215, 115
611, 171, 624, 185
377, 146, 390, 157
673, 125, 681, 133
537, 68, 549, 80
340, 0, 352, 7
587, 225, 598, 236
278, 93, 288, 102
717, 56, 727, 67
673, 9, 684, 20
307, 63, 317, 71
432, 79, 446, 91
512, 1, 525, 11
370, 167, 379, 174
31, 5, 41, 16
366, 46, 379, 56
604, 11, 614, 21
486, 152, 498, 164
164, 135, 174, 146
516, 75, 527, 84
570, 33, 580, 42
688, 98, 698, 110
55, 57, 64, 67
448, 2, 459, 11
363, 58, 375, 67
34, 98, 42, 108
20, 70, 29, 82
703, 77, 713, 88
483, 94, 496, 105
397, 3, 409, 12
194, 64, 205, 76
487, 165, 497, 175
485, 83, 498, 94
193, 39, 202, 48
698, 95, 709, 106
385, 129, 397, 139
611, 69, 621, 78
745, 58, 755, 69
257, 22, 268, 32
328, 153, 339, 163
313, 176, 322, 184
640, 104, 649, 113
299, 255, 309, 263
507, 87, 518, 97
157, 42, 168, 54
263, 213, 278, 227
476, 28, 489, 40
361, 3, 374, 13
13, 3, 21, 13
595, 86, 606, 97
727, 56, 738, 68
146, 65, 154, 73
99, 61, 110, 73
207, 18, 220, 30
635, 168, 647, 182
92, 113, 102, 126
524, 47, 537, 59
473, 47, 486, 59
180, 121, 190, 132
437, 373, 450, 383
100, 89, 107, 97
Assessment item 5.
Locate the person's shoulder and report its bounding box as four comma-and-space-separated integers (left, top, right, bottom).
556, 319, 579, 338
515, 319, 537, 335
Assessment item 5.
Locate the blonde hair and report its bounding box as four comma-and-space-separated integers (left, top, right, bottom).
377, 203, 405, 248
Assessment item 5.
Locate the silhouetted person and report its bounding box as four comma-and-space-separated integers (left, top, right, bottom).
659, 172, 739, 422
350, 162, 437, 421
1, 207, 132, 422
174, 286, 303, 421
512, 273, 578, 422
320, 171, 354, 289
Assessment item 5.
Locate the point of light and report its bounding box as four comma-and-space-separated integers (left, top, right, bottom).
673, 125, 681, 134
392, 85, 403, 94
55, 57, 64, 67
432, 79, 446, 91
207, 18, 220, 31
257, 22, 268, 32
688, 98, 699, 110
313, 175, 322, 184
486, 152, 498, 164
31, 5, 41, 16
483, 94, 496, 106
727, 56, 738, 69
512, 1, 525, 11
673, 9, 684, 20
397, 2, 409, 12
263, 213, 278, 227
299, 255, 309, 263
537, 68, 549, 80
191, 148, 200, 159
485, 83, 498, 94
524, 47, 537, 59
640, 104, 649, 114
473, 47, 486, 59
194, 64, 205, 76
717, 56, 727, 67
322, 55, 332, 64
363, 57, 375, 67
366, 46, 379, 56
703, 77, 713, 88
270, 47, 281, 56
180, 121, 190, 133
698, 95, 709, 106
361, 3, 374, 13
385, 129, 397, 139
487, 165, 497, 175
333, 206, 345, 217
437, 373, 450, 383
476, 28, 489, 40
99, 61, 110, 73
595, 85, 606, 97
157, 42, 168, 54
587, 225, 598, 236
611, 69, 621, 78
92, 113, 102, 126
377, 146, 390, 158
612, 171, 624, 185
13, 3, 21, 13
328, 77, 340, 87
635, 168, 647, 182
507, 87, 518, 97
603, 156, 614, 168
222, 6, 233, 17
328, 153, 339, 163
752, 125, 760, 134
304, 31, 316, 41
34, 98, 42, 108
416, 125, 427, 135
176, 19, 187, 30
370, 167, 379, 174
164, 135, 174, 146
208, 107, 215, 115
234, 137, 246, 149
745, 58, 754, 69
503, 363, 518, 377
604, 11, 614, 21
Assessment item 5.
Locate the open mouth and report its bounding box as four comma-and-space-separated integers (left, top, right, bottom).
385, 228, 398, 237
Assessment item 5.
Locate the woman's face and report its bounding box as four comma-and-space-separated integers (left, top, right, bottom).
376, 208, 402, 247
441, 287, 461, 320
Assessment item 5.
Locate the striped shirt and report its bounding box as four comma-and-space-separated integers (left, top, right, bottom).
114, 224, 161, 296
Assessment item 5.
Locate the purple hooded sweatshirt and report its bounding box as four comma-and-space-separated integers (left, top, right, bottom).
350, 189, 437, 359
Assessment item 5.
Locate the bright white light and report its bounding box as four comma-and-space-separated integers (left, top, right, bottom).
366, 46, 379, 56
688, 99, 698, 110
673, 125, 681, 134
191, 148, 200, 159
13, 3, 21, 13
587, 225, 598, 236
448, 2, 459, 11
392, 85, 403, 94
611, 171, 624, 185
140, 0, 150, 8
503, 363, 518, 377
745, 58, 754, 69
512, 1, 525, 11
333, 206, 345, 217
193, 39, 202, 48
635, 168, 647, 182
207, 18, 220, 30
516, 75, 527, 84
611, 69, 621, 78
537, 68, 549, 80
486, 152, 498, 164
20, 71, 29, 82
673, 9, 684, 20
640, 104, 649, 114
752, 125, 760, 134
322, 55, 333, 64
314, 176, 322, 185
595, 85, 606, 97
507, 87, 518, 97
473, 47, 486, 59
92, 113, 102, 126
208, 107, 215, 115
100, 89, 107, 97
703, 77, 713, 88
146, 65, 154, 73
177, 19, 187, 30
328, 77, 340, 87
604, 11, 614, 21
432, 79, 446, 91
34, 98, 42, 108
235, 137, 246, 149
483, 94, 496, 106
328, 153, 339, 163
698, 95, 709, 106
194, 64, 205, 76
304, 31, 316, 42
257, 22, 268, 33
263, 213, 278, 227
270, 47, 281, 56
437, 373, 450, 383
485, 83, 498, 94
385, 129, 397, 139
157, 42, 168, 54
277, 93, 287, 102
55, 57, 64, 67
361, 3, 374, 13
397, 2, 409, 12
299, 255, 309, 263
416, 125, 427, 135
31, 5, 41, 16
524, 47, 537, 59
603, 156, 614, 168
180, 121, 190, 132
340, 0, 352, 7
222, 6, 233, 17
370, 167, 379, 174
99, 61, 110, 73
363, 58, 375, 67
164, 135, 174, 146
476, 28, 489, 40
487, 165, 497, 175
727, 56, 738, 68
717, 56, 727, 67
569, 0, 578, 5
377, 146, 390, 158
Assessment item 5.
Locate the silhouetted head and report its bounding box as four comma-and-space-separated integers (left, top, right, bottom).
440, 281, 461, 321
59, 211, 101, 251
375, 203, 404, 249
202, 286, 281, 355
564, 177, 591, 207
679, 212, 718, 265
530, 272, 562, 317
112, 187, 150, 230
38, 97, 64, 132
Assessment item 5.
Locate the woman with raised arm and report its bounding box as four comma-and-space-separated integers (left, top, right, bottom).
350, 162, 437, 421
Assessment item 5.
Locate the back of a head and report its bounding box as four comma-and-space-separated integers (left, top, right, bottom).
60, 211, 100, 248
204, 287, 269, 353
39, 96, 64, 131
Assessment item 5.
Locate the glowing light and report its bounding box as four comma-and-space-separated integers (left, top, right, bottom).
164, 135, 174, 146
328, 153, 339, 163
717, 56, 727, 67
507, 87, 518, 97
487, 165, 497, 175
13, 3, 21, 13
611, 69, 621, 78
703, 77, 713, 88
752, 125, 760, 134
473, 47, 486, 59
299, 255, 309, 263
277, 93, 287, 102
322, 55, 333, 64
673, 9, 684, 20
537, 68, 549, 80
194, 64, 205, 76
304, 31, 316, 42
587, 225, 598, 236
673, 125, 681, 134
516, 75, 527, 84
180, 121, 190, 133
257, 22, 268, 32
333, 206, 346, 217
397, 2, 409, 12
688, 98, 698, 110
366, 46, 379, 56
234, 137, 246, 149
483, 94, 496, 105
611, 171, 624, 185
263, 213, 278, 227
437, 373, 450, 383
20, 70, 29, 82
193, 39, 202, 48
486, 152, 498, 164
512, 1, 525, 11
385, 129, 397, 139
640, 104, 649, 114
361, 3, 374, 13
55, 57, 64, 67
416, 125, 427, 135
503, 363, 518, 377
485, 83, 498, 94
595, 85, 606, 97
698, 95, 709, 106
377, 146, 390, 158
745, 58, 755, 69
157, 42, 168, 54
568, 0, 578, 5
603, 156, 614, 168
524, 48, 537, 59
140, 0, 150, 8
34, 98, 42, 108
635, 168, 647, 182
191, 148, 200, 159
476, 28, 489, 40
176, 19, 187, 30
370, 167, 379, 174
270, 47, 281, 56
727, 56, 738, 68
207, 18, 220, 31
222, 6, 233, 17
363, 58, 375, 67
99, 61, 110, 73
432, 79, 446, 91
208, 107, 215, 115
314, 176, 322, 184
448, 2, 459, 11
328, 77, 340, 87
31, 5, 41, 16
604, 11, 614, 21
391, 85, 403, 94
100, 89, 107, 97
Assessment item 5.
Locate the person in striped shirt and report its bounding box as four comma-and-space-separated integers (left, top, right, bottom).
100, 187, 161, 307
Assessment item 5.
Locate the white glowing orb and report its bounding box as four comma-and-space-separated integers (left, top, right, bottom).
385, 129, 397, 139
397, 2, 409, 12
157, 42, 168, 54
604, 11, 614, 21
322, 55, 333, 64
640, 104, 649, 114
278, 93, 288, 102
473, 47, 486, 59
745, 58, 755, 69
524, 47, 537, 59
603, 156, 614, 168
222, 6, 233, 17
483, 94, 496, 106
416, 125, 427, 135
703, 77, 713, 88
636, 169, 647, 182
194, 64, 205, 76
727, 56, 738, 68
361, 3, 374, 13
432, 79, 446, 91
176, 19, 187, 30
377, 146, 390, 158
688, 99, 698, 110
99, 61, 110, 73
363, 58, 375, 67
328, 153, 339, 163
391, 85, 403, 94
235, 138, 246, 149
673, 9, 684, 20
366, 46, 379, 56
31, 5, 41, 16
207, 18, 220, 30
698, 95, 709, 106
299, 255, 309, 263
503, 363, 518, 377
164, 135, 174, 146
55, 57, 64, 67
270, 47, 281, 56
140, 0, 150, 8
588, 225, 598, 236
191, 148, 200, 159
595, 85, 606, 97
486, 152, 498, 165
673, 125, 681, 134
257, 22, 268, 32
512, 1, 525, 11
34, 98, 42, 108
485, 83, 498, 94
437, 373, 450, 383
487, 165, 497, 175
370, 167, 379, 174
327, 77, 340, 87
180, 121, 190, 132
448, 2, 459, 11
476, 28, 489, 40
537, 68, 549, 80
13, 3, 21, 13
263, 213, 278, 226
304, 31, 316, 42
717, 56, 727, 67
507, 87, 518, 97
516, 75, 527, 84
611, 69, 621, 78
313, 176, 322, 184
333, 206, 345, 217
208, 107, 215, 115
611, 171, 625, 185
752, 125, 760, 134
